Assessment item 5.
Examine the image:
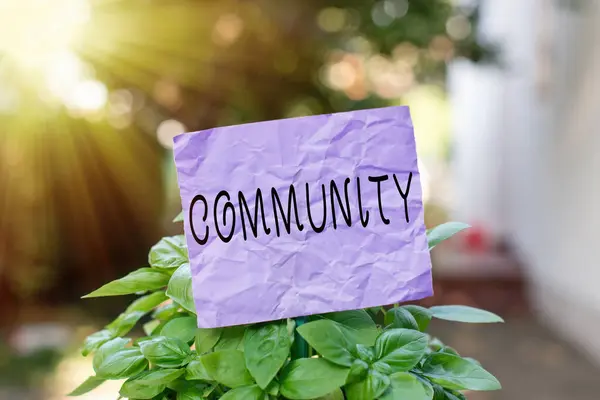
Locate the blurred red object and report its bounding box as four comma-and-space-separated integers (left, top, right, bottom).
463, 223, 489, 253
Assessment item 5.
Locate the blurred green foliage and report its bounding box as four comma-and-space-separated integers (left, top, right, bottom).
0, 343, 62, 388
76, 0, 495, 130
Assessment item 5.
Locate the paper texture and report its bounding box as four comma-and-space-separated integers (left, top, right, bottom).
173, 106, 432, 328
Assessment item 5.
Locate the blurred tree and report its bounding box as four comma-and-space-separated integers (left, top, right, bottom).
0, 0, 494, 320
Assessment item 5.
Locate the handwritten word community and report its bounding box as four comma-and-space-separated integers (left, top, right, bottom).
188, 172, 413, 245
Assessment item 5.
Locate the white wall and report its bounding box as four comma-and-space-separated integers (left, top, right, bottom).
529, 1, 600, 361
452, 0, 600, 361
449, 0, 545, 239
448, 60, 505, 237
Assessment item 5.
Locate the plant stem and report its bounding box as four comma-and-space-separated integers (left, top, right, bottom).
291, 316, 308, 359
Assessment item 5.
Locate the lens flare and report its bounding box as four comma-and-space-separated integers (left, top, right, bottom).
0, 0, 90, 69
0, 0, 96, 110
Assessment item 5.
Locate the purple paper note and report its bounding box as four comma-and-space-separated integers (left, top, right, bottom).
173, 106, 432, 328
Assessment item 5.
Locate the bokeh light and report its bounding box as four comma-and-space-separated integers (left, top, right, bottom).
67, 80, 108, 113
317, 7, 349, 33
212, 13, 244, 47
446, 14, 472, 41
157, 119, 187, 149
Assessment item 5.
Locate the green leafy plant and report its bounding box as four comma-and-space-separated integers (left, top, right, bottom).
71, 220, 502, 399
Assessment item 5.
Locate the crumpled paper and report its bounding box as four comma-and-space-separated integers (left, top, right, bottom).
173, 106, 432, 328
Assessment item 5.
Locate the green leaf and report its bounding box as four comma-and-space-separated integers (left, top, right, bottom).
279, 358, 349, 400
379, 372, 433, 400
176, 383, 207, 400
152, 301, 181, 320
214, 325, 246, 351
94, 346, 148, 379
139, 336, 193, 368
92, 338, 130, 373
176, 390, 202, 400
427, 222, 470, 250
82, 329, 115, 356
443, 389, 467, 400
119, 369, 185, 399
345, 359, 369, 385
429, 337, 444, 352
402, 305, 433, 332
244, 321, 291, 389
438, 346, 460, 356
432, 383, 447, 400
431, 383, 467, 400
166, 378, 190, 392
220, 385, 265, 400
371, 361, 392, 376
345, 369, 390, 400
287, 319, 296, 343
173, 211, 184, 223
319, 310, 379, 346
195, 327, 223, 354
185, 356, 213, 381
106, 311, 147, 337
297, 320, 354, 367
384, 307, 419, 330
161, 316, 197, 343
422, 353, 501, 391
200, 350, 254, 388
429, 305, 504, 323
415, 377, 435, 399
143, 320, 162, 336
265, 380, 279, 396
367, 307, 382, 317
83, 268, 170, 298
202, 384, 219, 398
374, 329, 428, 372
166, 263, 196, 314
149, 235, 188, 270
134, 337, 155, 347
354, 344, 375, 364
315, 388, 345, 400
68, 376, 106, 396
463, 357, 481, 366
126, 291, 169, 313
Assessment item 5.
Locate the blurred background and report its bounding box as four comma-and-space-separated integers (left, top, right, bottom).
0, 0, 597, 398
